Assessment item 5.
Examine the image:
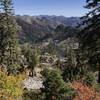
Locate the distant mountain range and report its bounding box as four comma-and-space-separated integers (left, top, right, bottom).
16, 15, 81, 43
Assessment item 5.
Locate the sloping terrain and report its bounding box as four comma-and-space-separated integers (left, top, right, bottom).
16, 15, 81, 43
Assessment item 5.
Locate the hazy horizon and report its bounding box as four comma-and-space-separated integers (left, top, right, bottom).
15, 14, 81, 18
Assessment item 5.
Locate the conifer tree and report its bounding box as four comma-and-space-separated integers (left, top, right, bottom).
78, 0, 100, 82
41, 69, 76, 100
21, 43, 40, 76
0, 0, 20, 74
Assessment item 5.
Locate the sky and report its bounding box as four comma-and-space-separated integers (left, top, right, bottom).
14, 0, 87, 17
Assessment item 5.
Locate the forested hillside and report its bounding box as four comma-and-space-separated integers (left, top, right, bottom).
16, 15, 81, 43
0, 0, 100, 100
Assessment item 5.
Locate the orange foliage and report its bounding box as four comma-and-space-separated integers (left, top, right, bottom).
70, 81, 100, 100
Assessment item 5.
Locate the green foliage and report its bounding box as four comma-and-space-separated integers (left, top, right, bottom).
83, 72, 95, 86
41, 68, 76, 100
62, 51, 88, 82
45, 42, 57, 55
0, 0, 21, 74
54, 24, 78, 41
78, 0, 100, 83
0, 70, 25, 99
94, 83, 100, 93
21, 43, 40, 76
62, 65, 86, 82
23, 89, 44, 100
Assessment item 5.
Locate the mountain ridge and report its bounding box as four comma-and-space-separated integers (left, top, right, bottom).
16, 15, 81, 43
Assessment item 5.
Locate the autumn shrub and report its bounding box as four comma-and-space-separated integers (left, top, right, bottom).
0, 70, 26, 100
71, 81, 100, 100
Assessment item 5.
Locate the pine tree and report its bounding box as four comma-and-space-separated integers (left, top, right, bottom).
78, 0, 100, 82
21, 43, 40, 76
41, 69, 76, 100
0, 0, 20, 74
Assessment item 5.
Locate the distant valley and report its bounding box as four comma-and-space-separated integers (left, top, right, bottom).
16, 15, 81, 43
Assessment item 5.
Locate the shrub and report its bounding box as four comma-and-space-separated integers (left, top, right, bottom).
0, 70, 25, 99
41, 69, 76, 100
22, 89, 44, 100
83, 72, 95, 86
72, 81, 100, 100
94, 83, 100, 93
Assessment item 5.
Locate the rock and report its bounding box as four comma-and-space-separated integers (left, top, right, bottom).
23, 77, 43, 90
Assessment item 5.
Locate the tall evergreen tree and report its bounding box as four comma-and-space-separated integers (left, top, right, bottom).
0, 0, 20, 74
21, 43, 40, 76
78, 0, 100, 82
